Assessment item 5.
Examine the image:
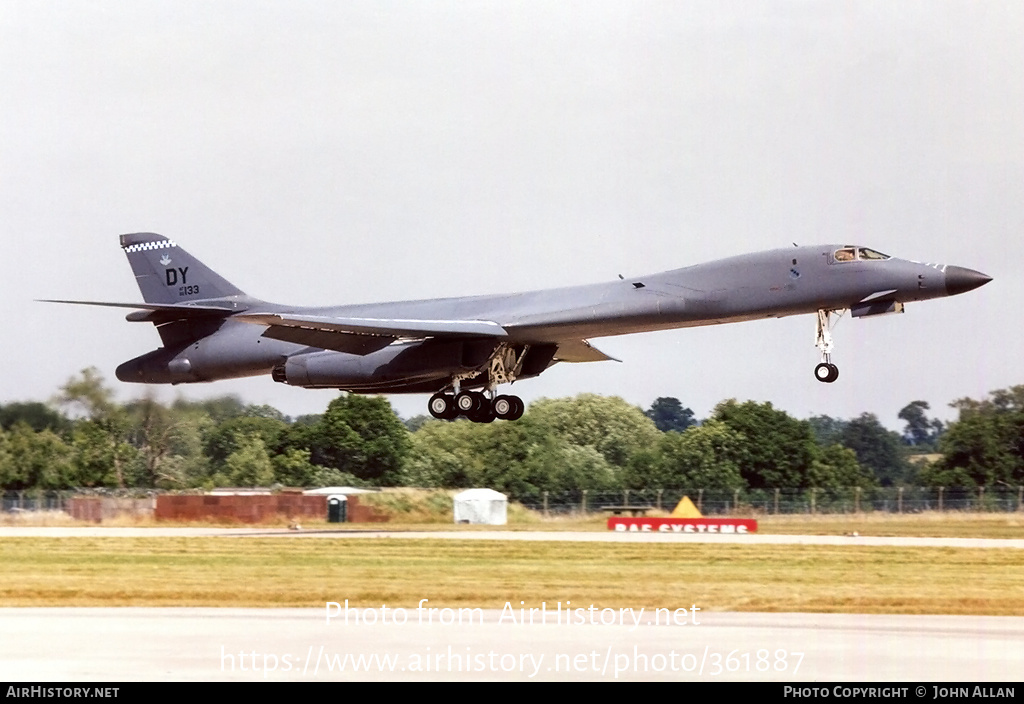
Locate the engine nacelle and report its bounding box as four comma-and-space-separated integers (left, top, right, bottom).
273, 339, 497, 389
116, 347, 201, 384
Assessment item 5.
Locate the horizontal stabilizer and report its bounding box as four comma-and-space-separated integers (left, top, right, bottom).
554, 339, 620, 363
39, 299, 237, 322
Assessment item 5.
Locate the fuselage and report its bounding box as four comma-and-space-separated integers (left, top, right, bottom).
114, 244, 989, 393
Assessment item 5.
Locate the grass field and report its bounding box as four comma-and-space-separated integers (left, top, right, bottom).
2, 535, 1022, 615
757, 512, 1024, 539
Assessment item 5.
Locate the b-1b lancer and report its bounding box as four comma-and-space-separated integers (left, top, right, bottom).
47, 234, 990, 422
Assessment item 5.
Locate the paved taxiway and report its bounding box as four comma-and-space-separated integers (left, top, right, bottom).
0, 608, 1021, 681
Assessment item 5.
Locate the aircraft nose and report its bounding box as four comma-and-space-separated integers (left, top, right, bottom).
944, 266, 992, 297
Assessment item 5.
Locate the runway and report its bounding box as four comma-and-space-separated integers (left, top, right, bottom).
0, 607, 1021, 681
3, 525, 1024, 549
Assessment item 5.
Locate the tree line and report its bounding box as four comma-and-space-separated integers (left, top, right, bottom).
1, 368, 1021, 498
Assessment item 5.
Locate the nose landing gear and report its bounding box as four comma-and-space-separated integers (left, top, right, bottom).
814, 308, 844, 383
814, 362, 839, 383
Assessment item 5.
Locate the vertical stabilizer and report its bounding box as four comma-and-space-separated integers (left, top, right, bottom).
120, 233, 244, 304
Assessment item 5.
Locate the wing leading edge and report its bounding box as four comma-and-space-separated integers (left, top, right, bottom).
236, 312, 618, 362
235, 313, 509, 356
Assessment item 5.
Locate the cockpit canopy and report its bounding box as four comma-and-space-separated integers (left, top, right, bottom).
833, 246, 891, 262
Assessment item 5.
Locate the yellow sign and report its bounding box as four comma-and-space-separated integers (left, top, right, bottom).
670, 496, 703, 518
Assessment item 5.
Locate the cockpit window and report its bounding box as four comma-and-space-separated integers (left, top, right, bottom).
858, 247, 890, 260
833, 246, 891, 262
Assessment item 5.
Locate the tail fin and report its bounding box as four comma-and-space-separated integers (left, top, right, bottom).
120, 233, 244, 304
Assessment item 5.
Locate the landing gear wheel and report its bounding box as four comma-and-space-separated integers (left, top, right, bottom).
470, 404, 496, 424
814, 363, 839, 383
493, 395, 514, 419
491, 395, 526, 421
455, 391, 482, 415
428, 393, 452, 419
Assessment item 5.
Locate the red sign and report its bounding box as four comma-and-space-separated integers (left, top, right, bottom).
608, 517, 758, 533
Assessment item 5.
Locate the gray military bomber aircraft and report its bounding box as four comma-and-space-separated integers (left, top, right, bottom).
47, 233, 990, 422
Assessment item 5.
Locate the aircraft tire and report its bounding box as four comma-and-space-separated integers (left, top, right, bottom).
428, 393, 453, 419
493, 395, 514, 419
455, 391, 481, 415
508, 396, 525, 420
469, 403, 496, 423
814, 363, 839, 383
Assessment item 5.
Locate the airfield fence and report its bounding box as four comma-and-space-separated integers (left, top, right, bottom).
516, 486, 1024, 516
0, 489, 157, 515
1, 491, 72, 513
3, 486, 1023, 517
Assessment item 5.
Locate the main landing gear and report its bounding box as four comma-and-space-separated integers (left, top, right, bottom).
814, 308, 844, 383
427, 343, 529, 422
428, 391, 525, 423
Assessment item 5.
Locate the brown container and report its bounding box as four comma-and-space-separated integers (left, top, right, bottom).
155, 494, 328, 523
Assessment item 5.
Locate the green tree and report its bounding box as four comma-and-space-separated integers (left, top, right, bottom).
625, 421, 745, 490
711, 399, 818, 488
125, 396, 182, 487
839, 413, 911, 486
403, 415, 432, 433
808, 415, 847, 447
402, 418, 541, 496
527, 394, 660, 468
521, 436, 618, 495
54, 367, 117, 419
0, 402, 71, 434
172, 395, 247, 423
205, 416, 290, 471
70, 421, 137, 487
644, 397, 697, 433
219, 433, 275, 487
898, 401, 944, 450
0, 427, 13, 488
55, 368, 134, 488
921, 387, 1024, 487
2, 424, 74, 490
402, 419, 488, 489
306, 395, 410, 485
242, 404, 289, 421
271, 447, 322, 487
808, 444, 877, 490
403, 407, 624, 498
139, 402, 214, 489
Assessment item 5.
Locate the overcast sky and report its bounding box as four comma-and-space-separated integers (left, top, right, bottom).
2, 1, 1021, 429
